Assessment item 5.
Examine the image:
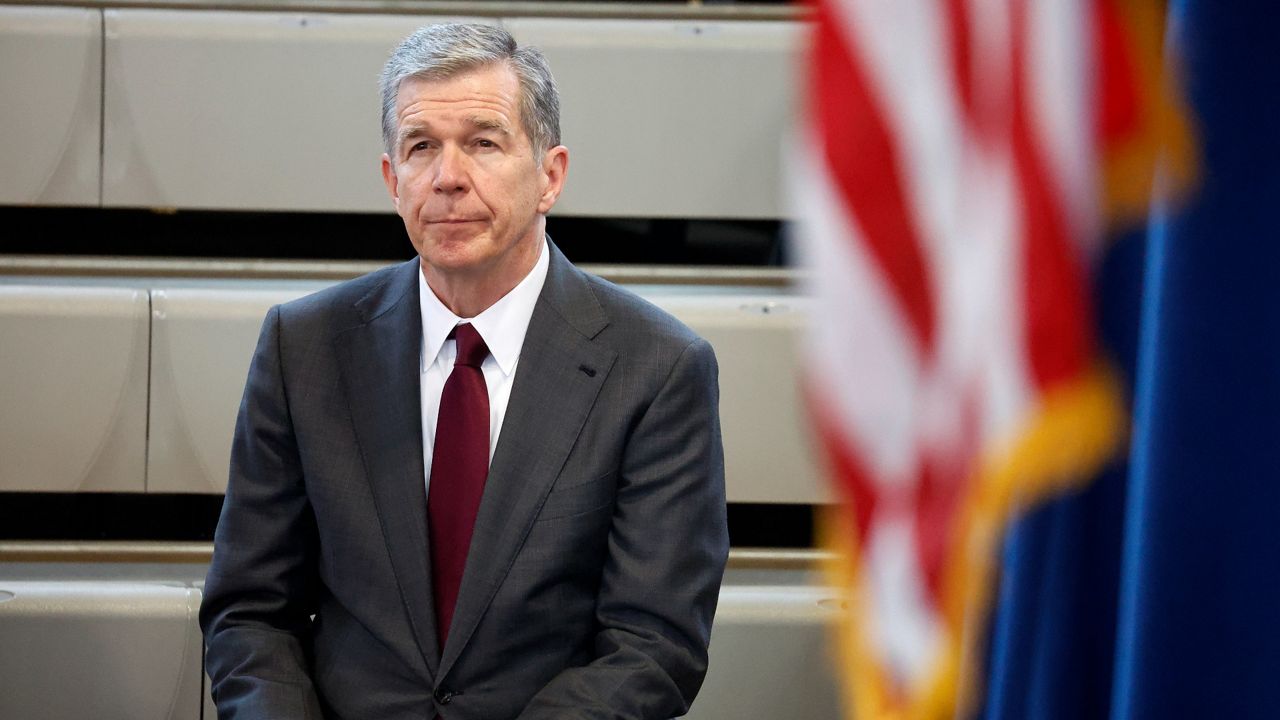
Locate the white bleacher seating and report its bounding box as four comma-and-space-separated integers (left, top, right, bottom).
691, 582, 844, 719
0, 564, 842, 719
140, 280, 824, 503
97, 12, 799, 218
0, 580, 203, 720
0, 286, 149, 492
0, 6, 101, 206
147, 287, 320, 493
505, 18, 803, 219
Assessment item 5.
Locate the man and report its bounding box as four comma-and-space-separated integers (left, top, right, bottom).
199, 22, 729, 720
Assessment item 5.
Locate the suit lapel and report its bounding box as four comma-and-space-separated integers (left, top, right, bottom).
334, 258, 441, 679
438, 244, 616, 677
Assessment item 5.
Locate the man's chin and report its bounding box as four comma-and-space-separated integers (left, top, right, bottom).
418, 242, 495, 276
416, 227, 486, 256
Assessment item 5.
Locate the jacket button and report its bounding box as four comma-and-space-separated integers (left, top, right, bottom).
434, 688, 454, 705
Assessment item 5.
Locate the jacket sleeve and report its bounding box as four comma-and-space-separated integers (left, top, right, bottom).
517, 336, 730, 720
199, 305, 325, 720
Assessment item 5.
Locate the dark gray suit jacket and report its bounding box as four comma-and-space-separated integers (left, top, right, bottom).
200, 243, 729, 720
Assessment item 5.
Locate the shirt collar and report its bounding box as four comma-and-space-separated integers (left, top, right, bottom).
419, 238, 549, 377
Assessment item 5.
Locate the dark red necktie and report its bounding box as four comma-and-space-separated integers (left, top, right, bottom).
428, 322, 490, 649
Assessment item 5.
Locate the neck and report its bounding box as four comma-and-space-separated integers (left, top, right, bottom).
421, 226, 543, 318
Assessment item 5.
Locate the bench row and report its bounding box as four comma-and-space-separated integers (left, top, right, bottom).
2, 6, 800, 218
0, 569, 841, 719
0, 276, 827, 503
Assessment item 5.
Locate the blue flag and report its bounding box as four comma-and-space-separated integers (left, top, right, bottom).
978, 1, 1280, 718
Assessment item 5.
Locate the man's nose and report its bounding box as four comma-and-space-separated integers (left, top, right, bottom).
432, 145, 471, 195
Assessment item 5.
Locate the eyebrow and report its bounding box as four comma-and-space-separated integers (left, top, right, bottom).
397, 125, 428, 148
467, 116, 510, 134
396, 117, 510, 149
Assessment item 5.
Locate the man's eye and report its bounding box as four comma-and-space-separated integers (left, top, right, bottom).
475, 139, 497, 149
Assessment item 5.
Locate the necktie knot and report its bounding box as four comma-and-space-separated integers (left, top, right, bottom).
451, 323, 490, 368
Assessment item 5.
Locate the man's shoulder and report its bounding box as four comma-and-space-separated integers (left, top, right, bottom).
575, 270, 707, 361
275, 259, 416, 332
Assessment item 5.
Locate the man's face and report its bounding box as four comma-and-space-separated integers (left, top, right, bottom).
381, 63, 565, 280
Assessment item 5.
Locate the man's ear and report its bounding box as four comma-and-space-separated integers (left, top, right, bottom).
537, 146, 569, 214
381, 153, 400, 211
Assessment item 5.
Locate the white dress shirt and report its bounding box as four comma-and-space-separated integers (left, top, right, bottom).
419, 240, 549, 493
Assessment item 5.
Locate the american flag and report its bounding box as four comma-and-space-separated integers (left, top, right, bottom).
792, 1, 1188, 716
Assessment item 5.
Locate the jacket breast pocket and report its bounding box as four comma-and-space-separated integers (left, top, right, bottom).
535, 471, 617, 522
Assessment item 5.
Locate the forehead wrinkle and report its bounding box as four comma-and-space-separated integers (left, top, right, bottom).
396, 99, 516, 131
396, 85, 518, 114
393, 71, 525, 149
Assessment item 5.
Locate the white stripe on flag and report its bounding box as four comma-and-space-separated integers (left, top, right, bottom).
790, 131, 925, 487
1027, 0, 1097, 253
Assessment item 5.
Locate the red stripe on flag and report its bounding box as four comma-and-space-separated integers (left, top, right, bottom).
946, 0, 976, 125
812, 0, 937, 355
944, 0, 1003, 144
1009, 0, 1092, 388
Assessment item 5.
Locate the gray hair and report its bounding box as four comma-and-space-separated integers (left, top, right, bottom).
379, 23, 560, 159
